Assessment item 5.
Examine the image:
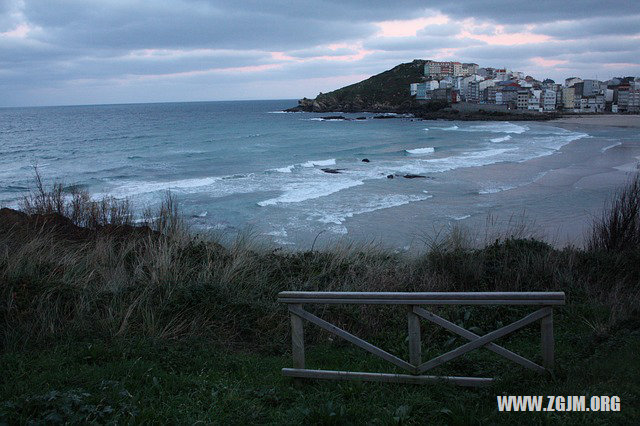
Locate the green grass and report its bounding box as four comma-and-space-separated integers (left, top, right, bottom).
1, 325, 638, 424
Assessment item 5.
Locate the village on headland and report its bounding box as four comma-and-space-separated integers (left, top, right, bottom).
288, 59, 640, 120
411, 60, 640, 114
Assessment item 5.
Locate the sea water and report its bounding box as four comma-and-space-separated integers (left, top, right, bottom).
1, 100, 639, 249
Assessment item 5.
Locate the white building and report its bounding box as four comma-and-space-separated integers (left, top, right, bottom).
542, 89, 557, 111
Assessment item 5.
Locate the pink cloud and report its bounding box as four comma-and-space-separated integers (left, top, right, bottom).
376, 15, 449, 37
531, 57, 569, 67
0, 23, 30, 39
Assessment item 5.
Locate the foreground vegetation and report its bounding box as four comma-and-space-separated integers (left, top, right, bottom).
1, 175, 639, 424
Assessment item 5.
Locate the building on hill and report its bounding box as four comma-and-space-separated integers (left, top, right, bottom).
565, 77, 583, 87
424, 60, 462, 78
517, 89, 531, 110
461, 63, 479, 76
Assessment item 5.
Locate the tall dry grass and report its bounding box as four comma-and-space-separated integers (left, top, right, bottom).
1, 177, 639, 351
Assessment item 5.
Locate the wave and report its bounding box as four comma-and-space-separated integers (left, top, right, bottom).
406, 147, 435, 155
301, 159, 336, 168
490, 135, 512, 143
315, 193, 432, 225
601, 142, 622, 153
105, 176, 223, 198
257, 179, 363, 206
270, 158, 336, 173
478, 185, 517, 194
450, 214, 471, 221
442, 122, 528, 134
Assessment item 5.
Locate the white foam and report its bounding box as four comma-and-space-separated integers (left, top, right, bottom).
451, 214, 471, 221
423, 128, 429, 131
315, 193, 432, 225
601, 142, 622, 153
301, 159, 336, 168
195, 211, 208, 218
490, 135, 512, 143
442, 122, 528, 134
478, 185, 517, 194
273, 165, 295, 173
406, 147, 435, 155
257, 179, 363, 206
106, 176, 222, 198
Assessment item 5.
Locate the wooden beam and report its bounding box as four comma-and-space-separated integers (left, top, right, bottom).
278, 291, 565, 304
282, 368, 494, 387
413, 307, 545, 374
288, 305, 416, 373
278, 298, 565, 306
417, 307, 552, 373
289, 305, 305, 370
407, 307, 421, 367
541, 310, 554, 370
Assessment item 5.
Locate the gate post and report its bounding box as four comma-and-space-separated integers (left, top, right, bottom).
407, 306, 421, 371
541, 309, 554, 370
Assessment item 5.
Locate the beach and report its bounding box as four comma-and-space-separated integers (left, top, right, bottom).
552, 114, 640, 128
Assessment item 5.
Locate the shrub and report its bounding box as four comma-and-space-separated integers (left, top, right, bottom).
589, 174, 640, 252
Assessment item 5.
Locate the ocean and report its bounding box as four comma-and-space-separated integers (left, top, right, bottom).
1, 100, 639, 249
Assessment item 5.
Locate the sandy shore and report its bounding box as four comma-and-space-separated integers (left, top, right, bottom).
552, 114, 640, 128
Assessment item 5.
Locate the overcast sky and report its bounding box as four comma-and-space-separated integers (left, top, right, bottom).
1, 0, 639, 106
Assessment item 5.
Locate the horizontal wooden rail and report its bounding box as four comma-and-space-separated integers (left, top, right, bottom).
278, 291, 565, 305
280, 291, 564, 386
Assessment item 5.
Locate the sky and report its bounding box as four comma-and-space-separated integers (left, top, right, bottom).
1, 0, 640, 107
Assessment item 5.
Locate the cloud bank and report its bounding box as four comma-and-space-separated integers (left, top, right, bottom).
1, 0, 639, 106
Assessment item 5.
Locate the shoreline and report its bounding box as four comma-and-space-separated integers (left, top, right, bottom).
551, 114, 640, 128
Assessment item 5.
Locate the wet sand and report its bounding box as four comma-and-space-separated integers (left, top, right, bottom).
552, 114, 640, 128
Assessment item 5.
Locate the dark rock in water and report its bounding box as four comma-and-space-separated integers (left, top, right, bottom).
322, 115, 349, 120
403, 174, 426, 179
387, 174, 394, 179
362, 158, 370, 163
355, 117, 367, 120
373, 115, 397, 119
321, 168, 345, 174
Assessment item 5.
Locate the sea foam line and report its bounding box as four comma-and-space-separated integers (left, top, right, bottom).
257, 179, 363, 206
406, 147, 435, 155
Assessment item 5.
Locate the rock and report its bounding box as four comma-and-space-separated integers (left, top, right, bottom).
403, 174, 426, 179
387, 174, 394, 179
362, 158, 370, 163
321, 115, 349, 120
355, 117, 367, 120
373, 115, 397, 119
321, 168, 345, 174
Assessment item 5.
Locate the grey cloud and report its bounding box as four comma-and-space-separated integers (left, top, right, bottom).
364, 35, 484, 51
533, 15, 640, 39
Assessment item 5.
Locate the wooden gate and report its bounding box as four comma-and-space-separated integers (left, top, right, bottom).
278, 291, 565, 387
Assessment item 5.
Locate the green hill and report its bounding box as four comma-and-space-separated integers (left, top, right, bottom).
290, 59, 428, 112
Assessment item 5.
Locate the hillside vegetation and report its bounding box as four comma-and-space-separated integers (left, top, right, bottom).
292, 60, 428, 112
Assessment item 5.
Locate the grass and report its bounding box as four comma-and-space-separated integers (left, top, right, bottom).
1, 175, 640, 423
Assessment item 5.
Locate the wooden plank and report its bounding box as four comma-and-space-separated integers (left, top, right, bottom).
541, 310, 554, 370
407, 307, 421, 366
278, 291, 565, 302
413, 307, 545, 374
282, 368, 494, 387
278, 298, 566, 306
417, 307, 552, 373
289, 305, 305, 369
288, 305, 416, 373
